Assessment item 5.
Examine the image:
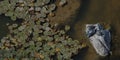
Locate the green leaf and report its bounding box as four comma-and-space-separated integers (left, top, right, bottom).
65, 25, 70, 31
11, 16, 16, 21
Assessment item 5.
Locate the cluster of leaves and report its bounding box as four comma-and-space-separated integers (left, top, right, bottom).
0, 19, 82, 60
0, 0, 84, 60
0, 0, 67, 21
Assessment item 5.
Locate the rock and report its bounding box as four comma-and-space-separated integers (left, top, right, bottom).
85, 23, 111, 56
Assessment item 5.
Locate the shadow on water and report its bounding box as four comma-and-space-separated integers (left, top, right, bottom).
109, 56, 120, 60
68, 0, 90, 59
66, 0, 90, 37
0, 15, 13, 39
72, 47, 89, 60
0, 14, 23, 39
72, 0, 90, 22
97, 55, 120, 60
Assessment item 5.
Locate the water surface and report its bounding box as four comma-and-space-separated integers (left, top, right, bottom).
71, 0, 120, 60
0, 0, 120, 60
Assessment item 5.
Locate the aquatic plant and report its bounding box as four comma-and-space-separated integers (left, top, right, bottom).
0, 0, 57, 21
0, 0, 84, 60
0, 19, 83, 59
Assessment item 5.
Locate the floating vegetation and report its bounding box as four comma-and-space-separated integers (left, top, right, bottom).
65, 25, 70, 31
0, 0, 84, 60
0, 0, 57, 21
0, 19, 83, 59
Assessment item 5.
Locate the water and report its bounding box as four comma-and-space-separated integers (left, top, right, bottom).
70, 0, 120, 60
0, 15, 12, 39
0, 15, 23, 39
0, 0, 120, 60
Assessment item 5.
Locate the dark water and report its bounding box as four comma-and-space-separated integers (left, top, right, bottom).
0, 15, 23, 39
0, 15, 12, 39
0, 0, 120, 60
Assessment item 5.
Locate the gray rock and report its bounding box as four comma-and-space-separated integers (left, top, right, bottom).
86, 23, 111, 56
